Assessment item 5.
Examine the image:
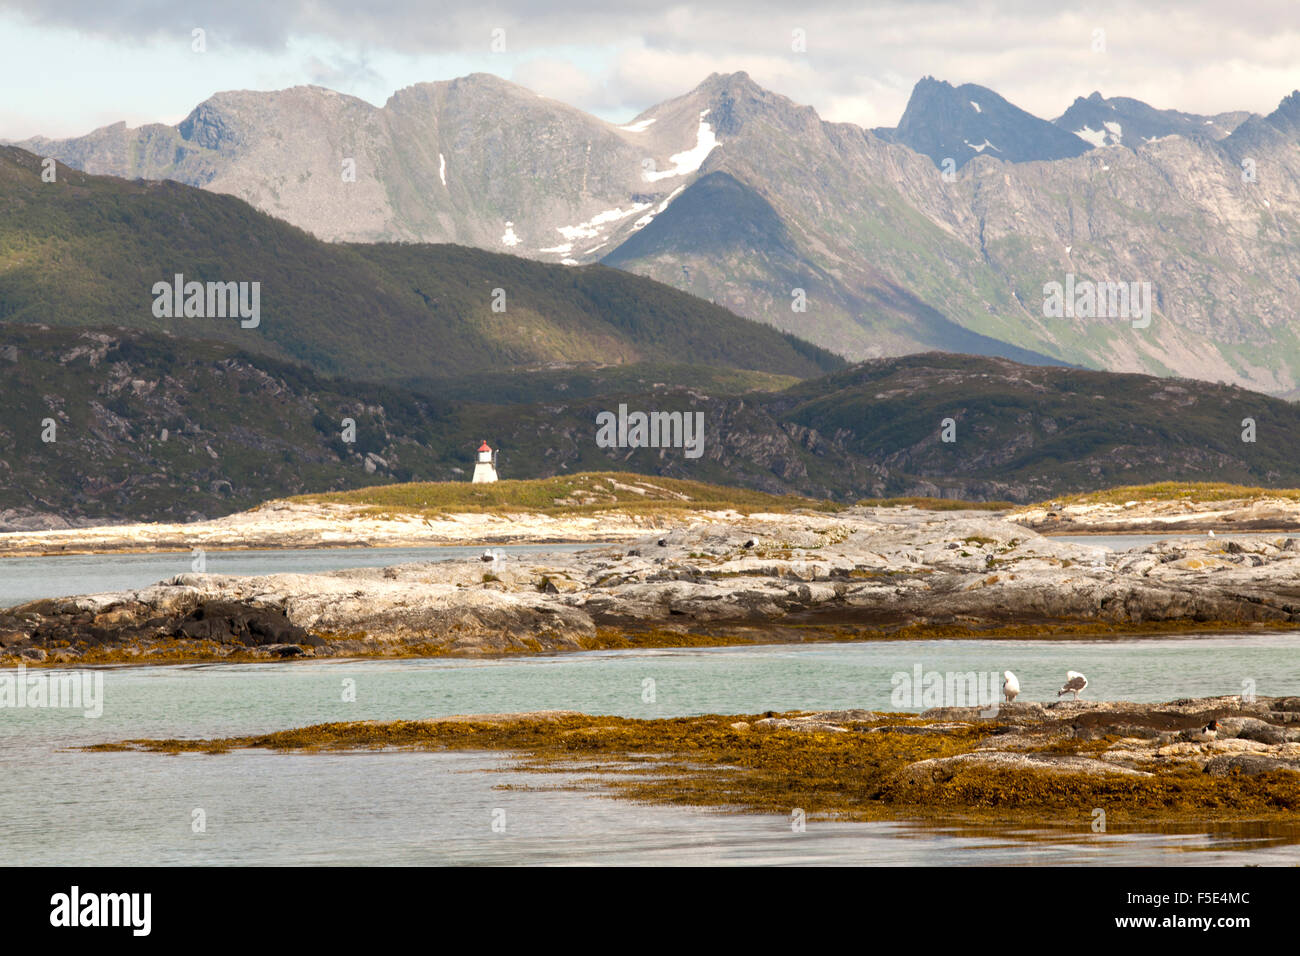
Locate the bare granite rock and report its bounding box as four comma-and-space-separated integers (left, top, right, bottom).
5, 509, 1300, 660
895, 751, 1154, 785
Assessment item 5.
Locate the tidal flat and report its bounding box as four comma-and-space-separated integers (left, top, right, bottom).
88, 696, 1300, 830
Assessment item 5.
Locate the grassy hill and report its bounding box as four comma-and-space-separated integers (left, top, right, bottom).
0, 147, 843, 389
1033, 482, 1300, 507
295, 472, 838, 517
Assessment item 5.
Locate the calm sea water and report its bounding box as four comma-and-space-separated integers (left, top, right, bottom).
0, 543, 605, 607
4, 637, 1299, 865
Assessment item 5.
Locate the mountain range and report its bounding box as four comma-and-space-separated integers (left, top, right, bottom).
2, 153, 1291, 524
1052, 91, 1250, 149
875, 76, 1094, 167
15, 72, 1300, 394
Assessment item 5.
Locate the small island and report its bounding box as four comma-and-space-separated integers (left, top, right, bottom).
5, 477, 1300, 666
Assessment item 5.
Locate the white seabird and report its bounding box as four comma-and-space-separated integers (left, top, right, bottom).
1057, 670, 1088, 700
1002, 671, 1020, 703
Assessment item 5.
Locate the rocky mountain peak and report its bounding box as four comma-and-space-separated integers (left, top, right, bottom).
693, 71, 760, 95
681, 71, 812, 137
176, 99, 246, 152
1054, 92, 1249, 147
894, 76, 1091, 168
1266, 89, 1300, 136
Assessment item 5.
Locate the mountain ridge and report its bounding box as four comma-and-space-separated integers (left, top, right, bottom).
13, 73, 1300, 395
0, 145, 842, 389
3, 323, 1296, 525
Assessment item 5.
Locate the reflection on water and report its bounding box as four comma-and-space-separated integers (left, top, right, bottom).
4, 747, 1298, 867
3, 638, 1299, 865
897, 817, 1300, 857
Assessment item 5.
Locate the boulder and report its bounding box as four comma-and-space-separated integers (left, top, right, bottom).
1204, 754, 1300, 777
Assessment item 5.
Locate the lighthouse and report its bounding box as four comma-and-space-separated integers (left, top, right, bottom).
471, 439, 499, 483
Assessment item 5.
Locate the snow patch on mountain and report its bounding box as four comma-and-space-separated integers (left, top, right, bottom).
633, 185, 686, 230
501, 222, 519, 247
1074, 126, 1108, 147
618, 118, 657, 132
643, 111, 720, 182
556, 203, 650, 242
1075, 122, 1123, 148
438, 153, 446, 186
970, 101, 982, 113
964, 139, 999, 153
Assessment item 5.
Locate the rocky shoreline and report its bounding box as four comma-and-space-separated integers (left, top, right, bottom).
5, 492, 1300, 558
5, 507, 1300, 664
91, 695, 1300, 824
0, 500, 668, 556
1014, 494, 1300, 535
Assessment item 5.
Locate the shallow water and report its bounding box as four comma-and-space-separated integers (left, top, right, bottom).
0, 543, 608, 607
3, 637, 1298, 865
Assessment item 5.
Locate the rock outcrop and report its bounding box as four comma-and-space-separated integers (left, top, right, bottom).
815, 695, 1300, 782
1013, 495, 1300, 534
4, 509, 1300, 662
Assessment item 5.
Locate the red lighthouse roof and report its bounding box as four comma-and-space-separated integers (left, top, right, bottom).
478, 440, 491, 452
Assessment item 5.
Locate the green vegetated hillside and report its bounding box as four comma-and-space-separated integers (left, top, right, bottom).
296, 472, 837, 517
432, 362, 802, 405
766, 352, 1300, 499
0, 146, 842, 389
4, 326, 1299, 525
0, 325, 451, 523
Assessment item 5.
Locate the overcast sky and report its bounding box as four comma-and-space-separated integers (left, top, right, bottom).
2, 0, 1297, 139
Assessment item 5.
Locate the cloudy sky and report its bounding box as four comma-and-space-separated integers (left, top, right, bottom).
2, 0, 1297, 139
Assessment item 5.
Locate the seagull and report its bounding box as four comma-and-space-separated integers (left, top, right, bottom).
1058, 671, 1088, 700
1003, 671, 1020, 703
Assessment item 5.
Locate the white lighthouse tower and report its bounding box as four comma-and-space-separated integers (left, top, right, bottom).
471, 439, 498, 483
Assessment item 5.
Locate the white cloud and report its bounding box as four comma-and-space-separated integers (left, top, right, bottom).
2, 0, 1298, 140
512, 56, 599, 106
